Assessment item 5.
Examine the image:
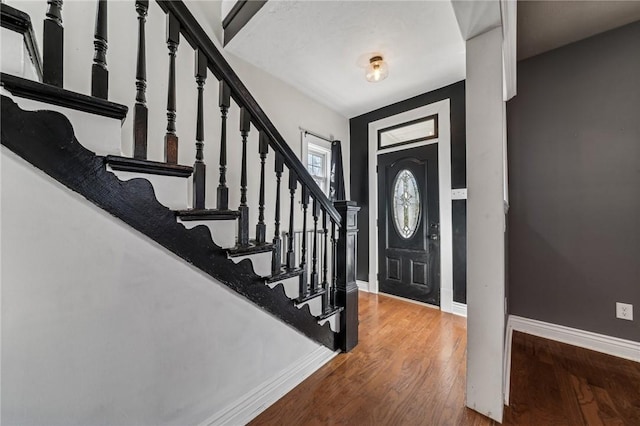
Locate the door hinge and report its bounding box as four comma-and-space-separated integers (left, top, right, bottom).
376, 165, 379, 173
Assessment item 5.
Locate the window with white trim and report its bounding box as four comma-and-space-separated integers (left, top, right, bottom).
302, 132, 332, 195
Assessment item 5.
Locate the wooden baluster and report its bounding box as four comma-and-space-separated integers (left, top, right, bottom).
321, 210, 329, 312
330, 219, 337, 308
133, 0, 149, 159
335, 201, 360, 352
238, 107, 251, 246
272, 153, 284, 275
286, 171, 297, 269
217, 81, 231, 210
91, 0, 108, 99
299, 185, 310, 297
256, 131, 269, 244
164, 13, 180, 164
193, 49, 207, 209
310, 198, 320, 293
43, 0, 63, 87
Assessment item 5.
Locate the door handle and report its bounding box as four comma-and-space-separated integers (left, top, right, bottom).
429, 234, 439, 241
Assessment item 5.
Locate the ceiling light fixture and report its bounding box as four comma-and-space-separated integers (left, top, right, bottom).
365, 55, 389, 83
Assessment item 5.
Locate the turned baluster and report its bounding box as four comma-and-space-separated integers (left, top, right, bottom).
43, 0, 63, 87
91, 0, 108, 99
272, 153, 284, 275
133, 0, 149, 159
164, 13, 180, 164
193, 49, 207, 209
238, 107, 251, 247
310, 198, 320, 293
217, 81, 231, 210
286, 171, 297, 269
256, 132, 269, 244
299, 185, 310, 297
322, 210, 329, 312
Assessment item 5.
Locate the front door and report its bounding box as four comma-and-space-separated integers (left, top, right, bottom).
377, 144, 440, 305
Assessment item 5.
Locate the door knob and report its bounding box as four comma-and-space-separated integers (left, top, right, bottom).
429, 234, 439, 241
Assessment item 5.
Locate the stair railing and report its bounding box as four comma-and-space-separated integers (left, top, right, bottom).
36, 0, 359, 351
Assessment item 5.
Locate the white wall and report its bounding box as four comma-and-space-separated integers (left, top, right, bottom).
5, 0, 350, 237
0, 146, 327, 425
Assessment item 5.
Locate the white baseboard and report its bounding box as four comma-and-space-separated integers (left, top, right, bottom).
452, 302, 467, 317
199, 346, 338, 426
504, 315, 640, 405
356, 280, 370, 292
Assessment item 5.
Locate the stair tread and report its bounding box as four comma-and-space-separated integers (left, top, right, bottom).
228, 241, 274, 257
1, 73, 127, 120
295, 287, 326, 304
318, 305, 344, 320
266, 267, 305, 284
106, 155, 193, 178
176, 209, 239, 221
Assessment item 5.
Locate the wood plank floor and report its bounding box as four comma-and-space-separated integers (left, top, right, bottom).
250, 292, 640, 425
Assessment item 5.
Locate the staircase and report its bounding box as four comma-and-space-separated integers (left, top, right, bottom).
1, 0, 359, 355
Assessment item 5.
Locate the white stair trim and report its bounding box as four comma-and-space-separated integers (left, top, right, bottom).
199, 345, 338, 426
452, 302, 467, 317
504, 315, 640, 405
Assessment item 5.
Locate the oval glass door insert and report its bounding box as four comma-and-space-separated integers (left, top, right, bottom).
392, 169, 421, 239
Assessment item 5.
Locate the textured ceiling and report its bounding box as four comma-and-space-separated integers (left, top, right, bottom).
224, 1, 466, 118
518, 0, 640, 60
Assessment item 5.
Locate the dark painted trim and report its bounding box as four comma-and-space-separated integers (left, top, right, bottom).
227, 242, 274, 257
295, 288, 326, 304
155, 1, 342, 226
222, 0, 267, 46
1, 3, 43, 81
1, 95, 337, 350
1, 73, 128, 121
105, 155, 193, 177
377, 114, 439, 151
176, 209, 239, 221
266, 267, 304, 284
318, 306, 343, 321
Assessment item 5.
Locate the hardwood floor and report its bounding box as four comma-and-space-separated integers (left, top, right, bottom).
250, 292, 640, 425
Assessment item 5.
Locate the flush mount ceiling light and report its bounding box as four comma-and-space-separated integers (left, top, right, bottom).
365, 55, 389, 83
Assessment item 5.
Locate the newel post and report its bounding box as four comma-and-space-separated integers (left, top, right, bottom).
334, 200, 360, 352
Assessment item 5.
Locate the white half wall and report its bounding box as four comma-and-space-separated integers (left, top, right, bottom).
0, 147, 327, 425
465, 26, 507, 423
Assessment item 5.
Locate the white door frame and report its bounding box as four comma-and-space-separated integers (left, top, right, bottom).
367, 99, 453, 313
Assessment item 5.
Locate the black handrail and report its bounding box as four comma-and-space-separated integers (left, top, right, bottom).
156, 0, 342, 226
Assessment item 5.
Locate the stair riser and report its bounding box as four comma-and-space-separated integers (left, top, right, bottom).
267, 276, 299, 299
229, 251, 272, 277
319, 313, 340, 333
107, 166, 190, 210
178, 219, 237, 249
1, 89, 122, 156
300, 296, 322, 317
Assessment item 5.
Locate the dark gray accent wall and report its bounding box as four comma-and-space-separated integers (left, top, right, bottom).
507, 22, 640, 342
349, 81, 467, 303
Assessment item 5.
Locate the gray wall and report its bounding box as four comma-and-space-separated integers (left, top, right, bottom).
507, 21, 640, 342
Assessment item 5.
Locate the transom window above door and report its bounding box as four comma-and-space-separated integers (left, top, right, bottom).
378, 114, 438, 150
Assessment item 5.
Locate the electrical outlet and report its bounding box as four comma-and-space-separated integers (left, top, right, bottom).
616, 302, 634, 321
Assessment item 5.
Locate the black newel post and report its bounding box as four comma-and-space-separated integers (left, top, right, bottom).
91, 0, 108, 99
193, 49, 207, 209
164, 12, 180, 164
238, 107, 251, 247
43, 0, 63, 87
272, 153, 284, 274
256, 131, 269, 244
286, 171, 297, 269
334, 201, 360, 352
217, 81, 231, 210
133, 0, 149, 159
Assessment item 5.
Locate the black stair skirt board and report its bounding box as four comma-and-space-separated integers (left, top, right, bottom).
266, 267, 304, 284
176, 209, 239, 221
295, 288, 326, 305
227, 242, 274, 257
318, 306, 344, 321
0, 95, 337, 350
1, 4, 43, 81
1, 73, 128, 121
106, 155, 193, 178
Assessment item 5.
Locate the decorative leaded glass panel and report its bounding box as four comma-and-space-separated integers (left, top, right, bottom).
392, 169, 421, 239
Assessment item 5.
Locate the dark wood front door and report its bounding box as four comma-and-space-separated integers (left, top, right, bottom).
377, 144, 440, 305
